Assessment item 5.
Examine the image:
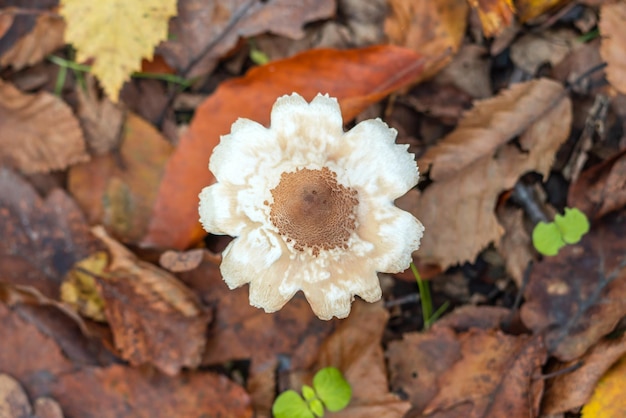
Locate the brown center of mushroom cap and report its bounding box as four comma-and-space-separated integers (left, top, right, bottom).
268, 167, 358, 256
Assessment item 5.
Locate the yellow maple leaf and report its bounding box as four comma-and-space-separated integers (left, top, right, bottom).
582, 354, 626, 418
60, 0, 177, 102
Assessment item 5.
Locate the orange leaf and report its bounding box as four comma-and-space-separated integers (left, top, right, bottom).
142, 45, 431, 249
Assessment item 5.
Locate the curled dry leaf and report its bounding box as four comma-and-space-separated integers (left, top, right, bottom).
158, 0, 335, 77
542, 333, 626, 414
0, 80, 88, 174
521, 212, 626, 361
0, 374, 64, 418
0, 12, 65, 69
600, 1, 626, 95
91, 226, 211, 376
423, 329, 546, 418
144, 45, 429, 249
0, 168, 101, 298
568, 148, 626, 221
403, 78, 571, 268
68, 112, 173, 244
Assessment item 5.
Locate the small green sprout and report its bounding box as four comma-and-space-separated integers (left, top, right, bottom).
272, 367, 351, 418
532, 207, 590, 256
410, 263, 449, 330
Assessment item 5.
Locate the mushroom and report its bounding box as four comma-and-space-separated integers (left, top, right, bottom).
199, 93, 424, 320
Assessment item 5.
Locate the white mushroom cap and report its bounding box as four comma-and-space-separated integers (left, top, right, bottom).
199, 93, 424, 320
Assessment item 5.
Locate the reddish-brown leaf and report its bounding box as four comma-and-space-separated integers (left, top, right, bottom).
91, 226, 211, 376
521, 212, 626, 361
143, 45, 430, 249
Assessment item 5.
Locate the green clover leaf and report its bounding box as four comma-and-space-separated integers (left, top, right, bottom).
532, 221, 565, 256
313, 367, 352, 412
272, 390, 314, 418
555, 207, 590, 244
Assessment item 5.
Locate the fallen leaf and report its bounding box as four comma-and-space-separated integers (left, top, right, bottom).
143, 45, 430, 249
158, 0, 335, 78
0, 11, 65, 69
568, 148, 626, 221
385, 0, 468, 75
581, 353, 626, 418
542, 333, 626, 414
431, 305, 512, 332
159, 248, 206, 273
467, 0, 516, 38
510, 28, 579, 75
51, 364, 253, 418
0, 374, 64, 418
405, 79, 571, 268
68, 112, 173, 244
521, 212, 626, 361
599, 1, 626, 95
60, 0, 178, 101
0, 80, 88, 174
91, 226, 211, 376
423, 329, 546, 418
387, 326, 461, 412
0, 168, 101, 298
305, 301, 412, 418
76, 75, 127, 156
516, 0, 570, 22
60, 251, 109, 322
496, 206, 533, 287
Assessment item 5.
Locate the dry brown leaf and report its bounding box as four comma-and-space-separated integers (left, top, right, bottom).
510, 28, 579, 75
158, 0, 335, 77
568, 148, 626, 221
419, 78, 565, 181
496, 206, 533, 287
423, 329, 546, 418
68, 112, 173, 244
76, 76, 127, 156
308, 301, 412, 418
0, 13, 65, 69
388, 327, 461, 412
0, 80, 88, 174
600, 2, 626, 95
404, 79, 571, 268
542, 333, 626, 414
385, 0, 468, 76
91, 226, 210, 376
521, 212, 626, 361
468, 0, 515, 38
0, 168, 102, 298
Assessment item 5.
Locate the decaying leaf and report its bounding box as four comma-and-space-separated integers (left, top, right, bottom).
496, 206, 533, 287
60, 0, 178, 101
516, 0, 571, 22
599, 1, 626, 95
542, 333, 626, 414
0, 374, 64, 418
0, 12, 65, 69
467, 0, 515, 38
69, 112, 173, 244
423, 329, 546, 417
61, 252, 109, 322
90, 226, 210, 376
143, 45, 430, 249
581, 353, 626, 418
0, 80, 88, 174
158, 0, 335, 78
385, 0, 468, 76
0, 168, 101, 298
521, 212, 626, 361
404, 78, 571, 268
568, 148, 626, 221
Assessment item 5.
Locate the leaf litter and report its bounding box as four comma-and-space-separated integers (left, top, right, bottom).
1, 1, 626, 417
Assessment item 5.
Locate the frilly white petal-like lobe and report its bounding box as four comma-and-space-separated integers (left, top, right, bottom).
198, 183, 247, 236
